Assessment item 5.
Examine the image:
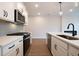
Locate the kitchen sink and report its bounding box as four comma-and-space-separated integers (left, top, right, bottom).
57, 35, 79, 40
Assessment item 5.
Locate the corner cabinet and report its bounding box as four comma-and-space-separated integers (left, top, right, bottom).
0, 3, 17, 22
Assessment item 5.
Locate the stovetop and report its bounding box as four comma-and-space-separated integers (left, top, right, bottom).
7, 32, 30, 36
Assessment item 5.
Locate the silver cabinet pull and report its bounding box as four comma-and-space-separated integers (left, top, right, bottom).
3, 10, 6, 17
55, 44, 57, 50
16, 48, 19, 56
8, 44, 15, 49
19, 40, 23, 42
3, 10, 8, 17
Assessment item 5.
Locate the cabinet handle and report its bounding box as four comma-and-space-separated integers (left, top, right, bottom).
19, 40, 23, 42
3, 10, 8, 17
16, 48, 19, 56
3, 10, 6, 17
8, 44, 15, 49
54, 44, 57, 50
6, 11, 8, 17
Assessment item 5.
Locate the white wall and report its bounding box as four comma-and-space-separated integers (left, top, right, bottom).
27, 15, 60, 38
62, 10, 79, 35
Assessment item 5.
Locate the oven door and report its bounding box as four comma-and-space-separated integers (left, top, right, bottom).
23, 36, 30, 56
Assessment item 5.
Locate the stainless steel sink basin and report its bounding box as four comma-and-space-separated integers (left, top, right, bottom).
57, 35, 79, 40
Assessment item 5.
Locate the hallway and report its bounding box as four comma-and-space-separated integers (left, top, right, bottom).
28, 39, 52, 56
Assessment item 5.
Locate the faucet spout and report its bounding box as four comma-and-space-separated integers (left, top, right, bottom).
67, 23, 75, 36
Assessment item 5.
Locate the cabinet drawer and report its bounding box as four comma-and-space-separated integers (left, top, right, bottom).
69, 45, 79, 56
56, 38, 67, 50
3, 41, 16, 55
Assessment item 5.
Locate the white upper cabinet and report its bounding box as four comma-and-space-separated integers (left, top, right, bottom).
0, 2, 17, 22
0, 2, 28, 24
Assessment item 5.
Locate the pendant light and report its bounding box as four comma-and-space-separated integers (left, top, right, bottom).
59, 2, 63, 32
59, 2, 63, 16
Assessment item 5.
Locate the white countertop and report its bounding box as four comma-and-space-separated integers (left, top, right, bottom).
0, 36, 23, 47
47, 32, 79, 49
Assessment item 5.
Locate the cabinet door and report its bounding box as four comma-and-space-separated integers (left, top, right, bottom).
55, 38, 68, 56
15, 38, 23, 56
0, 3, 6, 20
51, 37, 57, 55
16, 44, 23, 56
51, 36, 68, 56
69, 45, 79, 56
56, 45, 68, 56
6, 44, 23, 56
0, 2, 16, 22
5, 49, 16, 56
5, 3, 15, 22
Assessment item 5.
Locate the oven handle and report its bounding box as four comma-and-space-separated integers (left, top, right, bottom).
24, 36, 30, 40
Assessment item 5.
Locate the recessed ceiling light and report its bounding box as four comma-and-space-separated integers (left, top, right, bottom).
35, 4, 39, 8
37, 12, 40, 15
59, 11, 63, 16
69, 9, 73, 12
75, 2, 78, 7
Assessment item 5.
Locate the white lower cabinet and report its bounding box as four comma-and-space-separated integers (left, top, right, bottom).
51, 37, 55, 55
6, 48, 17, 56
56, 45, 67, 56
51, 35, 79, 56
1, 37, 23, 56
6, 44, 23, 56
51, 36, 68, 56
69, 45, 79, 56
16, 44, 23, 56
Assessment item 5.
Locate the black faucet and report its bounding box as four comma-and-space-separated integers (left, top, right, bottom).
67, 23, 75, 36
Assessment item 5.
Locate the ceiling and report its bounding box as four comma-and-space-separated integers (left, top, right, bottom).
23, 2, 79, 16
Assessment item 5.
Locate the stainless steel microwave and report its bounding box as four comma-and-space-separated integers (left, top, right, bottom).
14, 9, 25, 24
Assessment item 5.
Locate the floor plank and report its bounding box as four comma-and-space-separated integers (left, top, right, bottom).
28, 39, 52, 56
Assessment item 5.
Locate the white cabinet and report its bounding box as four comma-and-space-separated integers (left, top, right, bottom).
0, 2, 28, 25
50, 34, 79, 56
16, 44, 23, 56
51, 36, 68, 56
51, 37, 56, 55
0, 2, 17, 22
15, 38, 23, 56
69, 45, 79, 56
1, 37, 23, 56
6, 48, 17, 56
6, 44, 23, 56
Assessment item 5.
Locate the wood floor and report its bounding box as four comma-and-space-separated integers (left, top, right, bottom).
27, 39, 52, 56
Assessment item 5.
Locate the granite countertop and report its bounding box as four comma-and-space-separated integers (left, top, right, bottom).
0, 36, 23, 47
47, 32, 79, 49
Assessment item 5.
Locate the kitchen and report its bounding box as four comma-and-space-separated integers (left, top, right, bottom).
0, 2, 79, 56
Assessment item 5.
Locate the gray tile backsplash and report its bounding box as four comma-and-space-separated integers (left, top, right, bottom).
0, 21, 24, 36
